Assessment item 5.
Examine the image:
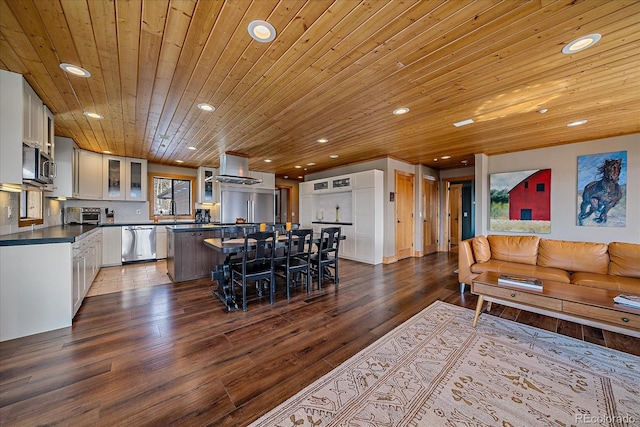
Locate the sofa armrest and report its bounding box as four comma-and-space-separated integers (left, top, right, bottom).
458, 238, 477, 285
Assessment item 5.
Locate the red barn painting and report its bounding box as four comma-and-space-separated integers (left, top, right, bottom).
508, 169, 551, 220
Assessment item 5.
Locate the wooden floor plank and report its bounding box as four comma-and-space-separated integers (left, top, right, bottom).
1, 252, 638, 425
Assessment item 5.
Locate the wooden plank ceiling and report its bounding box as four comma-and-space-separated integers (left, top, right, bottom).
1, 0, 639, 176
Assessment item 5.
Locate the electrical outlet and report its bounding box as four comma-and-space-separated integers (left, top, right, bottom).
136, 209, 141, 215
48, 208, 51, 217
7, 206, 12, 218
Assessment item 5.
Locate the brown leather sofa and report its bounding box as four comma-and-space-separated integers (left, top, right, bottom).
458, 235, 640, 294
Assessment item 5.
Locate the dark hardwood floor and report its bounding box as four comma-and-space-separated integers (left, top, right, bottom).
1, 253, 638, 426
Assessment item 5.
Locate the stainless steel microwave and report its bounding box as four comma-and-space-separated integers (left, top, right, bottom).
22, 144, 55, 185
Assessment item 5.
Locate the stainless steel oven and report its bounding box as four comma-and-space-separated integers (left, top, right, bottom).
65, 207, 101, 224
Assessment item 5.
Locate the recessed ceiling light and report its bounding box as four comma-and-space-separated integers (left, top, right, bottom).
284, 175, 288, 179
84, 112, 103, 119
264, 159, 272, 163
329, 154, 339, 159
60, 63, 91, 77
294, 165, 302, 169
103, 150, 112, 154
298, 176, 303, 179
306, 162, 316, 166
197, 103, 215, 112
441, 155, 452, 160
453, 119, 474, 127
562, 33, 601, 54
538, 108, 548, 114
187, 146, 196, 150
567, 119, 588, 127
317, 138, 329, 143
461, 160, 469, 164
392, 107, 410, 115
248, 20, 276, 43
433, 158, 438, 162
176, 160, 184, 163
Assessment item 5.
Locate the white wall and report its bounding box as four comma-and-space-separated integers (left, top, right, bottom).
476, 134, 639, 244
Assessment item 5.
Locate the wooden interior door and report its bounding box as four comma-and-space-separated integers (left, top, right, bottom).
422, 177, 439, 255
276, 185, 291, 224
395, 172, 415, 260
448, 183, 462, 252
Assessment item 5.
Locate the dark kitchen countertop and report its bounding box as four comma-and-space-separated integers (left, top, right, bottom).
312, 221, 354, 226
0, 224, 100, 246
165, 223, 268, 232
0, 222, 288, 245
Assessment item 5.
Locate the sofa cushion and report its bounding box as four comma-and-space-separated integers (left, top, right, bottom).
472, 236, 491, 263
608, 242, 640, 279
487, 235, 539, 265
572, 272, 640, 294
538, 239, 609, 274
471, 259, 570, 283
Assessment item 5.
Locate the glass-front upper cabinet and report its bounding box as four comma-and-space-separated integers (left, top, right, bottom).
125, 158, 147, 201
103, 156, 147, 201
196, 167, 218, 204
42, 106, 55, 158
103, 156, 125, 200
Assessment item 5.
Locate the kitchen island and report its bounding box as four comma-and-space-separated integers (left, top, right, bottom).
165, 223, 260, 283
0, 224, 102, 342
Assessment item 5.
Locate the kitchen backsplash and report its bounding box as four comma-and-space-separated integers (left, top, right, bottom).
0, 191, 64, 236
64, 199, 150, 224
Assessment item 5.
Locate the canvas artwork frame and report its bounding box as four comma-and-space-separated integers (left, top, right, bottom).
489, 169, 551, 233
577, 151, 627, 227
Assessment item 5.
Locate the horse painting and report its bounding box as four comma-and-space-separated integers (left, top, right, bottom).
578, 158, 623, 226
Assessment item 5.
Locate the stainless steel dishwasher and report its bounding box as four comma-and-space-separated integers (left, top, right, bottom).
122, 226, 156, 263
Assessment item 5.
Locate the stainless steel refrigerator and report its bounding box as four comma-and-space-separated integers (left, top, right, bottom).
219, 187, 275, 224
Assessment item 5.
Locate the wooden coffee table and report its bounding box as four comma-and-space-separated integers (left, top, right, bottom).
471, 271, 640, 338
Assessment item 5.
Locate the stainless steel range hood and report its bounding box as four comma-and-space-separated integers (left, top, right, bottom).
213, 153, 262, 185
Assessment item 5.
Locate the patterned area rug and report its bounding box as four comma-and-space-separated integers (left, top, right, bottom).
250, 301, 640, 426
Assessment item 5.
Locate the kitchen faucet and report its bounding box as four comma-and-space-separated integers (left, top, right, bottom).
170, 200, 178, 224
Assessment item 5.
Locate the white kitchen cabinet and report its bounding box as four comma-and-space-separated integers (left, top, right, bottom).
351, 170, 383, 264
77, 149, 103, 200
103, 155, 147, 201
72, 240, 86, 315
299, 195, 312, 228
126, 158, 147, 200
249, 171, 275, 189
339, 224, 355, 258
22, 79, 44, 149
156, 225, 167, 259
102, 226, 122, 266
197, 167, 218, 204
43, 105, 55, 158
299, 170, 383, 264
50, 138, 103, 200
0, 70, 24, 185
299, 182, 313, 196
73, 228, 102, 316
49, 136, 75, 198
